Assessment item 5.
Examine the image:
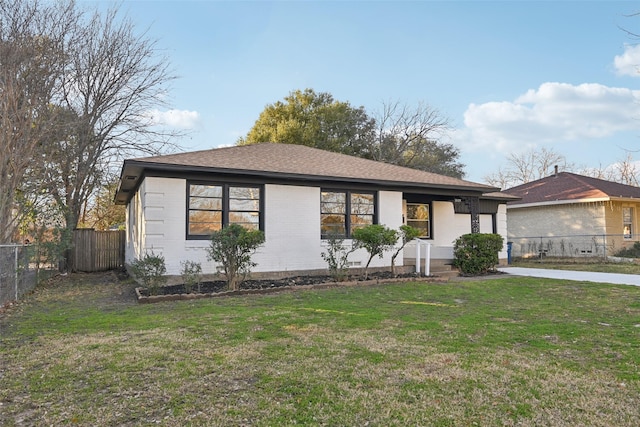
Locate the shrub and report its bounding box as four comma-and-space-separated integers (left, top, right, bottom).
352, 224, 398, 280
321, 234, 356, 282
128, 251, 167, 295
40, 227, 73, 272
390, 225, 422, 276
614, 241, 640, 258
180, 260, 203, 293
206, 224, 265, 291
453, 233, 504, 275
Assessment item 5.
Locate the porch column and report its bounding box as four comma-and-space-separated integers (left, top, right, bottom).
463, 196, 480, 233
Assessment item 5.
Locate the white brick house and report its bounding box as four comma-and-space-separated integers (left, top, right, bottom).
115, 143, 512, 276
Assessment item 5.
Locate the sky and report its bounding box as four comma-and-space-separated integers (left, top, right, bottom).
92, 0, 640, 185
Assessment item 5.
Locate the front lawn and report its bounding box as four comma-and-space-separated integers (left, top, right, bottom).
1, 272, 639, 426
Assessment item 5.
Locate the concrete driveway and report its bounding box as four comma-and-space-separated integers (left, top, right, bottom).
498, 267, 640, 287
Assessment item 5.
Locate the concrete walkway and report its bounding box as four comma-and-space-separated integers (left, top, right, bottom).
498, 267, 640, 287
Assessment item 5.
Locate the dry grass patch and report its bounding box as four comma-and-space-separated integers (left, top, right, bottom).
1, 272, 640, 425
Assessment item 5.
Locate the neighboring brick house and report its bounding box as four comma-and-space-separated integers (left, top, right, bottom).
503, 171, 640, 258
115, 143, 511, 277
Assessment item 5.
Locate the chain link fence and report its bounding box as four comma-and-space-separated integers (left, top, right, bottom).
0, 244, 55, 307
507, 234, 634, 261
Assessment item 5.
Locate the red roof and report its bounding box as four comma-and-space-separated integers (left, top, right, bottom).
504, 172, 640, 206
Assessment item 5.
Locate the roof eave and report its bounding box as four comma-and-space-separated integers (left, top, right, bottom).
115, 160, 499, 205
507, 197, 612, 209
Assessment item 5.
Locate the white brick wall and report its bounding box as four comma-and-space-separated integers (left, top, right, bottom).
126, 176, 509, 273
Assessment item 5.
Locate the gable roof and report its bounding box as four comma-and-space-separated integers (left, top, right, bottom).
503, 172, 640, 207
115, 143, 500, 204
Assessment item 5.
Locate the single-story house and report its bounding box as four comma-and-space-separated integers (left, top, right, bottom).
503, 170, 640, 258
114, 143, 512, 277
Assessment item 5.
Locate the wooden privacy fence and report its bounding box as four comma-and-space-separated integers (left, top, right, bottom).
72, 229, 125, 272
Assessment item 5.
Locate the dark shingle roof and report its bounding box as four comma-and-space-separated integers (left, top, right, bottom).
504, 172, 640, 206
115, 143, 500, 204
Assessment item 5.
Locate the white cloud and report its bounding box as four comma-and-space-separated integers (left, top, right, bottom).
614, 44, 640, 77
148, 109, 201, 129
454, 82, 640, 153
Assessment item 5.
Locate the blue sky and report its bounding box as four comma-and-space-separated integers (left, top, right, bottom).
96, 1, 640, 185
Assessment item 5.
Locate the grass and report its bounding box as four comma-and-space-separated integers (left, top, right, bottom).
512, 258, 640, 274
1, 271, 640, 426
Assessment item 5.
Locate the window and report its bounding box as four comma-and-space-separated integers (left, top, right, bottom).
321, 190, 375, 238
623, 207, 634, 240
188, 183, 261, 239
406, 203, 430, 238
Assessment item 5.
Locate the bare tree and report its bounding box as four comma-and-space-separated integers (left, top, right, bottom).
484, 147, 574, 189
46, 4, 177, 235
486, 146, 640, 189
1, 0, 177, 258
613, 153, 640, 186
370, 100, 464, 177
78, 175, 125, 231
578, 163, 615, 181
0, 0, 77, 243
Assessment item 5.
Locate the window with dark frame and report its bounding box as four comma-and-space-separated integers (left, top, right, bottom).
321, 190, 375, 238
406, 203, 430, 238
623, 207, 634, 240
187, 183, 261, 239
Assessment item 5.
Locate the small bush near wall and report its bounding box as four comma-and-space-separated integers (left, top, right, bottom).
615, 242, 640, 258
128, 251, 167, 295
321, 234, 356, 282
206, 224, 265, 291
180, 260, 203, 293
453, 233, 504, 275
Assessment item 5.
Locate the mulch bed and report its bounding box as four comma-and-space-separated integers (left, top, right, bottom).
136, 272, 448, 304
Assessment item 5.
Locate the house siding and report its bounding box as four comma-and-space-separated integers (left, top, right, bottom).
260, 184, 324, 271
507, 203, 606, 238
127, 178, 406, 276
507, 202, 608, 257
604, 200, 640, 253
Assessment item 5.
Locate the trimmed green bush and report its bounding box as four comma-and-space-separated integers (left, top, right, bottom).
453, 233, 504, 275
206, 224, 265, 291
321, 234, 355, 282
180, 260, 203, 293
128, 251, 167, 295
352, 224, 398, 280
391, 225, 422, 276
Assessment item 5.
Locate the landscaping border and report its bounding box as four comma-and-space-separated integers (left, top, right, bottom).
135, 275, 449, 304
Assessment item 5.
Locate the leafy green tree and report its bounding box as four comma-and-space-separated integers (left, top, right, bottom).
206, 224, 265, 291
238, 88, 375, 156
352, 224, 398, 280
240, 91, 465, 178
390, 225, 422, 276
